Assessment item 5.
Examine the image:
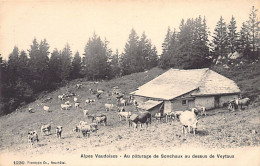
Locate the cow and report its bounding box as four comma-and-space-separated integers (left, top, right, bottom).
73, 123, 98, 137
118, 98, 127, 106
94, 115, 107, 126
28, 107, 33, 113
235, 97, 250, 109
76, 83, 83, 89
74, 102, 80, 109
83, 110, 89, 117
74, 97, 78, 103
43, 106, 50, 112
56, 126, 63, 139
179, 110, 198, 135
41, 124, 51, 136
58, 94, 65, 101
129, 112, 151, 131
165, 111, 175, 123
154, 112, 164, 122
118, 111, 132, 121
105, 104, 114, 111
28, 130, 39, 147
61, 104, 72, 110
65, 101, 70, 105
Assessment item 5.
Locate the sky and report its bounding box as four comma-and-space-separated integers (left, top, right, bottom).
0, 0, 259, 60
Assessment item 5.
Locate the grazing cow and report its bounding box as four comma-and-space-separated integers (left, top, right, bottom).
129, 112, 151, 131
76, 83, 83, 89
83, 110, 89, 117
74, 97, 78, 103
94, 115, 107, 126
118, 98, 127, 106
74, 102, 80, 109
179, 111, 198, 135
28, 130, 39, 147
79, 125, 91, 137
61, 104, 72, 110
235, 97, 250, 109
118, 111, 132, 121
41, 124, 51, 136
65, 101, 70, 105
97, 89, 104, 94
154, 112, 164, 122
43, 106, 50, 112
73, 123, 98, 137
165, 111, 175, 123
58, 94, 65, 100
56, 126, 63, 139
28, 107, 33, 113
105, 104, 114, 111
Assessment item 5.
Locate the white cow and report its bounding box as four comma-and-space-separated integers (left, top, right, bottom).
105, 104, 114, 111
43, 106, 50, 112
179, 111, 198, 135
58, 94, 65, 100
83, 110, 89, 117
75, 102, 80, 109
61, 104, 72, 110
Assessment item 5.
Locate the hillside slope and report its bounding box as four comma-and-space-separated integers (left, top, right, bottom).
0, 66, 259, 156
212, 60, 260, 105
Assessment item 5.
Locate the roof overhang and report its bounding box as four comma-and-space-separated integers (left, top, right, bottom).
137, 100, 163, 111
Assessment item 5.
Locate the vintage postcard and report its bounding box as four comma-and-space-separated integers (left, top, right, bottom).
0, 0, 259, 165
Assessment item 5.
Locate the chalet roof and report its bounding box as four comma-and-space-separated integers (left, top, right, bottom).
136, 100, 163, 111
130, 68, 240, 100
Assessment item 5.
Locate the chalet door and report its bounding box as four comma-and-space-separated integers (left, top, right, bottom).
214, 96, 220, 108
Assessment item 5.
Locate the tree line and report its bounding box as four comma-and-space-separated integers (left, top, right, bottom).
0, 6, 259, 115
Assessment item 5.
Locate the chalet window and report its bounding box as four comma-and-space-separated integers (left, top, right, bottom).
182, 100, 187, 105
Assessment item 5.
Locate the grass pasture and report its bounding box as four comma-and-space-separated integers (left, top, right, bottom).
0, 67, 260, 157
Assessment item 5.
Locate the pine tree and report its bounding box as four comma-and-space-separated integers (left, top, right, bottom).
71, 51, 82, 79
177, 18, 195, 68
60, 44, 72, 81
28, 38, 50, 91
121, 29, 140, 75
159, 27, 173, 69
83, 33, 110, 80
227, 16, 239, 53
212, 16, 229, 62
17, 50, 30, 81
248, 6, 259, 59
239, 22, 251, 59
49, 48, 62, 83
110, 49, 121, 77
8, 46, 20, 83
138, 32, 158, 70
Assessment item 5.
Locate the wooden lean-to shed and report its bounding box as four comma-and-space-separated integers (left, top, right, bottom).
130, 68, 240, 114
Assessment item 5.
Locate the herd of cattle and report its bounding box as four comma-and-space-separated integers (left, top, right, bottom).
26, 83, 251, 148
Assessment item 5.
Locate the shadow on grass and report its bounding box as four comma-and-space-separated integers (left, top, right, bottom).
196, 130, 209, 136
